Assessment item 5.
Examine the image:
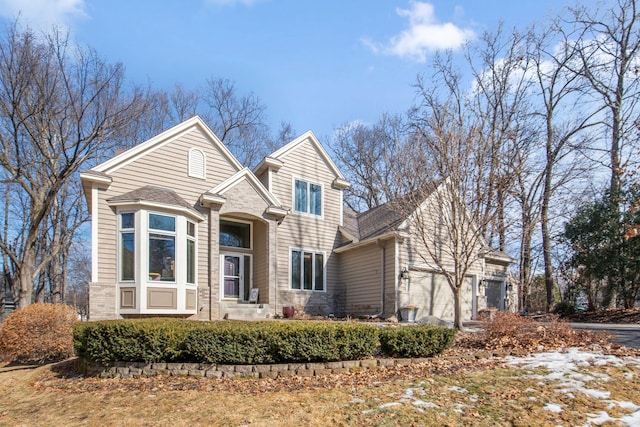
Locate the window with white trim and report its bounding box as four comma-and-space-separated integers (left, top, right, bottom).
117, 211, 197, 285
186, 221, 196, 284
119, 212, 135, 281
290, 249, 324, 291
294, 178, 322, 216
148, 213, 176, 282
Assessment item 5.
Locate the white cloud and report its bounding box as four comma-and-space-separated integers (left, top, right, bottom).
0, 0, 87, 31
364, 1, 475, 63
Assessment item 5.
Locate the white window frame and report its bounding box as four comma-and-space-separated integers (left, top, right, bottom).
186, 220, 197, 285
118, 211, 136, 283
147, 212, 177, 283
289, 247, 326, 292
116, 209, 198, 287
292, 177, 323, 217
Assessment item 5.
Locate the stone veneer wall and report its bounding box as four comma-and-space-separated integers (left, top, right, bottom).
78, 357, 434, 379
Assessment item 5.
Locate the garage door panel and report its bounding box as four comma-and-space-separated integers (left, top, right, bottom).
409, 272, 473, 321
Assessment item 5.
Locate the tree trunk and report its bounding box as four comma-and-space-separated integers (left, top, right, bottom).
519, 219, 535, 312
16, 256, 34, 309
452, 283, 464, 330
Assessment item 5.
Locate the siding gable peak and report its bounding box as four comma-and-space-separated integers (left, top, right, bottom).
91, 115, 243, 175
266, 130, 349, 187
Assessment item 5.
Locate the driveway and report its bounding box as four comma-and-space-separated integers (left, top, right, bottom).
569, 323, 640, 349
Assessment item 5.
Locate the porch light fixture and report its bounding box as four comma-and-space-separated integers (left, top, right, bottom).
400, 267, 409, 280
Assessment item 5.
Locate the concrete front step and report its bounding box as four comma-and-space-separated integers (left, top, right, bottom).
221, 303, 271, 320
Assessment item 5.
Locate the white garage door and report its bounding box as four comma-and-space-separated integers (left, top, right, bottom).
409, 271, 474, 321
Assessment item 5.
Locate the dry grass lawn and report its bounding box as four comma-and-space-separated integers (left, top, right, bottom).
1, 349, 639, 427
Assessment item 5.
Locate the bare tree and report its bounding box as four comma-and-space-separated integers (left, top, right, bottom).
0, 23, 147, 309
203, 77, 273, 167
332, 114, 404, 212
403, 52, 494, 329
527, 23, 601, 312
569, 0, 640, 202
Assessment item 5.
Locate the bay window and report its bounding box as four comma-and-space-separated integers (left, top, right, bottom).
117, 211, 197, 285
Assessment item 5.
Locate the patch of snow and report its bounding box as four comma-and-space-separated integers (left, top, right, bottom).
448, 386, 468, 393
379, 402, 401, 409
412, 400, 439, 408
544, 403, 563, 413
469, 394, 479, 402
507, 349, 640, 427
350, 398, 365, 404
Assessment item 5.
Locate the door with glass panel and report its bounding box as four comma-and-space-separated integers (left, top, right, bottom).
221, 253, 251, 301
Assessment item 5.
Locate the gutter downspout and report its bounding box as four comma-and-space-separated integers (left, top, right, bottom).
371, 239, 385, 318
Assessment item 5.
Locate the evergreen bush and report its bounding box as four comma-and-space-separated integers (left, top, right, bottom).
379, 325, 456, 357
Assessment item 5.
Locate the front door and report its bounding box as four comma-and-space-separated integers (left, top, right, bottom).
221, 253, 252, 301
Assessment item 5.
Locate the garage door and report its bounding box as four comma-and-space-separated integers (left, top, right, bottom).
409, 271, 474, 321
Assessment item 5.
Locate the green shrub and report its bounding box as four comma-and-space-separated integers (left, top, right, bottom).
183, 321, 276, 364
379, 325, 456, 358
273, 322, 378, 362
0, 303, 77, 364
74, 319, 380, 364
553, 301, 577, 317
74, 318, 192, 363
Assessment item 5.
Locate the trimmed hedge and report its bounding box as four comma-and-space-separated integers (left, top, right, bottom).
73, 319, 455, 364
74, 318, 193, 363
379, 325, 457, 358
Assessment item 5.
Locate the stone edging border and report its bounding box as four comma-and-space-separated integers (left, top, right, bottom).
78, 351, 525, 379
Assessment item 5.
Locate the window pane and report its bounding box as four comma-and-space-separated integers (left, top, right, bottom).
220, 220, 250, 248
303, 252, 313, 290
149, 213, 175, 232
295, 179, 307, 213
310, 184, 321, 216
121, 213, 135, 229
148, 233, 175, 281
291, 250, 301, 289
187, 239, 195, 284
121, 232, 134, 281
314, 253, 324, 291
187, 221, 195, 237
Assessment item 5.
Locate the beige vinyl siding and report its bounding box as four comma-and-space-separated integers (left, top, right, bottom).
271, 138, 342, 315
340, 244, 383, 316
486, 260, 509, 278
394, 186, 484, 321
96, 127, 240, 298
339, 239, 397, 317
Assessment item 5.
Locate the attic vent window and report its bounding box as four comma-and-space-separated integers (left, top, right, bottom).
188, 148, 206, 179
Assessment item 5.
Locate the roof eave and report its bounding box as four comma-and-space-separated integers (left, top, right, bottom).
107, 199, 205, 221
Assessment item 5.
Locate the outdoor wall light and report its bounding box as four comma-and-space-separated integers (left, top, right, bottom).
400, 267, 409, 280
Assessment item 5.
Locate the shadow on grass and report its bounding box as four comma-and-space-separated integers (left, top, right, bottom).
45, 358, 83, 379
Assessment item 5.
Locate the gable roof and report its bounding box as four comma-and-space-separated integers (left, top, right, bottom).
202, 168, 288, 217
92, 115, 242, 175
342, 186, 438, 243
106, 185, 204, 220
263, 130, 349, 187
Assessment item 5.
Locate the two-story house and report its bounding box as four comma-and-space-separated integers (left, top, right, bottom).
81, 116, 514, 322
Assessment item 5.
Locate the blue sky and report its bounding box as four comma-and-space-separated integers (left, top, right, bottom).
0, 0, 597, 141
